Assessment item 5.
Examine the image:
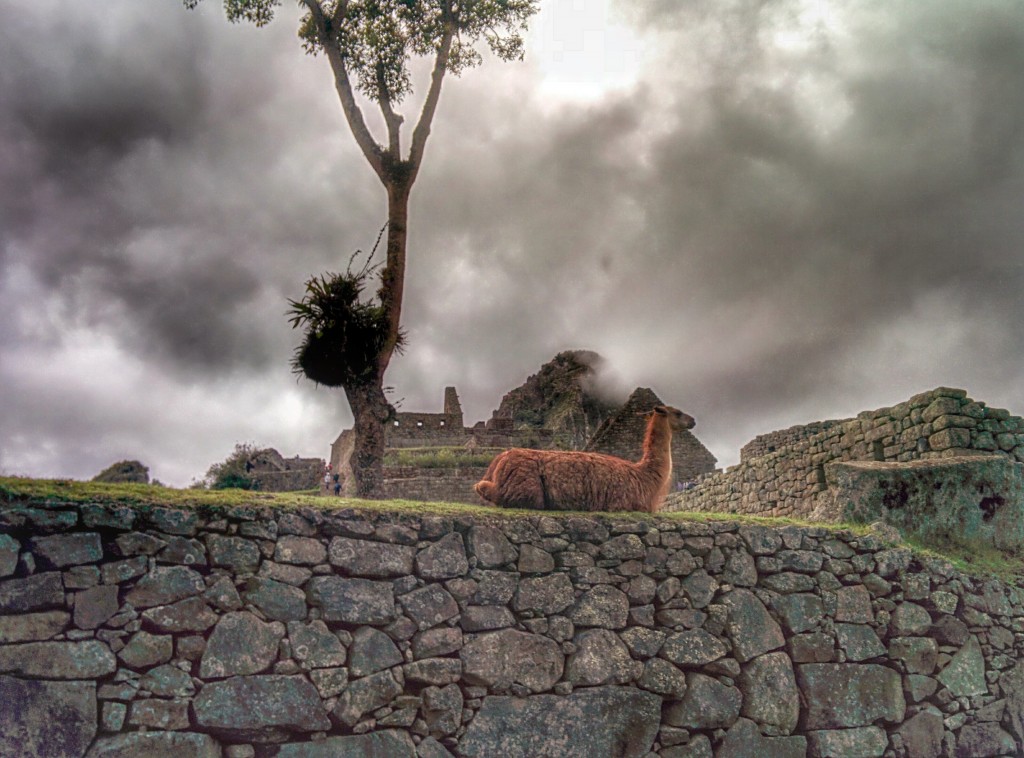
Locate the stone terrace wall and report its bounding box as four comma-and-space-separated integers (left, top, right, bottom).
381, 467, 490, 505
669, 387, 1024, 519
1, 499, 1024, 757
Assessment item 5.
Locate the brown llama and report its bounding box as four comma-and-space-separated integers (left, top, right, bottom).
474, 405, 695, 513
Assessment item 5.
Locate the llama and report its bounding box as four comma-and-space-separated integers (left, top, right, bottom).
474, 405, 695, 513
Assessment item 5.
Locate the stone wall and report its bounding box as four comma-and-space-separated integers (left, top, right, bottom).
669, 387, 1024, 519
379, 467, 490, 505
1, 497, 1023, 757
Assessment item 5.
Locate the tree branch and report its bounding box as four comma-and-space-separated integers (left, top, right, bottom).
300, 0, 387, 183
376, 63, 404, 158
407, 17, 455, 179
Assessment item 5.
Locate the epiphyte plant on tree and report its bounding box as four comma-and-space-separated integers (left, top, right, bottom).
184, 0, 539, 496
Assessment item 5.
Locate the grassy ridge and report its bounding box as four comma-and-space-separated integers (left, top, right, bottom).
1, 477, 1021, 581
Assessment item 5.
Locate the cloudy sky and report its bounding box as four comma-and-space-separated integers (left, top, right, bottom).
3, 0, 1024, 487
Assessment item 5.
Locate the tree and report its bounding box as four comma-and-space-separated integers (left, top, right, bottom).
186, 0, 538, 496
200, 442, 264, 490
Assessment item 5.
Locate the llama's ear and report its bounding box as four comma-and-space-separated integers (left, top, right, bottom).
653, 406, 668, 415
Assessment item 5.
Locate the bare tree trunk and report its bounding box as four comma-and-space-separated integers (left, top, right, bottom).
344, 176, 409, 498
344, 379, 392, 498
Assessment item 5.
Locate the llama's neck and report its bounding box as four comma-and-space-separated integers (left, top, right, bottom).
639, 416, 673, 476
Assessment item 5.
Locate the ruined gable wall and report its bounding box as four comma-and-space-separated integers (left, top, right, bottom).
669, 387, 1024, 519
1, 499, 1023, 757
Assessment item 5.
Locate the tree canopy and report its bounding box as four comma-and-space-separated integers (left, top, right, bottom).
187, 0, 537, 183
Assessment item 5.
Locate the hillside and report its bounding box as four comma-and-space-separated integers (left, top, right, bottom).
491, 350, 621, 449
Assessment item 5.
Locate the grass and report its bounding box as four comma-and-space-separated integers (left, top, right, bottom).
384, 447, 497, 469
2, 476, 1021, 582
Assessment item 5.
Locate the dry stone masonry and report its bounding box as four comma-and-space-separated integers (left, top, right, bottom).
1, 498, 1023, 757
669, 387, 1024, 525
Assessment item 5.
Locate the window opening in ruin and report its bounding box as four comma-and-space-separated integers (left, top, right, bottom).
439, 421, 445, 427
814, 465, 827, 489
416, 421, 423, 427
394, 420, 400, 426
872, 441, 885, 461
979, 496, 1003, 522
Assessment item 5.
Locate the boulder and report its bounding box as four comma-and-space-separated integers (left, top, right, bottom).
824, 456, 1024, 551
660, 628, 728, 667
716, 718, 806, 758
937, 635, 987, 697
571, 585, 629, 629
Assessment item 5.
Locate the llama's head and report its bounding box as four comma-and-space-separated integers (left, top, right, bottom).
650, 405, 696, 430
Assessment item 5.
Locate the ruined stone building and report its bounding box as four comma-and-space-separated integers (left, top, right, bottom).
246, 448, 324, 492
329, 368, 716, 504
668, 386, 1024, 525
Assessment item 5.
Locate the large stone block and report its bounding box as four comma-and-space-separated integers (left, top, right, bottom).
31, 533, 102, 568
0, 677, 96, 757
87, 732, 221, 758
125, 566, 204, 609
0, 572, 64, 613
566, 629, 637, 686
306, 575, 396, 625
331, 669, 403, 727
797, 663, 905, 729
739, 651, 799, 734
399, 584, 459, 630
0, 640, 116, 678
721, 588, 785, 662
271, 731, 417, 757
461, 629, 563, 693
807, 726, 887, 758
328, 536, 415, 577
460, 686, 660, 758
663, 672, 741, 729
0, 610, 69, 643
199, 611, 283, 678
717, 718, 807, 758
571, 585, 629, 629
415, 532, 469, 579
937, 634, 987, 697
824, 456, 1024, 551
193, 675, 331, 740
514, 573, 574, 614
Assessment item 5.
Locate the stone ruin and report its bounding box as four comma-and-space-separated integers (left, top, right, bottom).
330, 386, 718, 503
668, 387, 1024, 553
244, 449, 324, 493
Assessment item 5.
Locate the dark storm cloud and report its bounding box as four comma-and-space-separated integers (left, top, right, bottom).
383, 0, 1024, 459
0, 1, 381, 378
5, 0, 1024, 483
